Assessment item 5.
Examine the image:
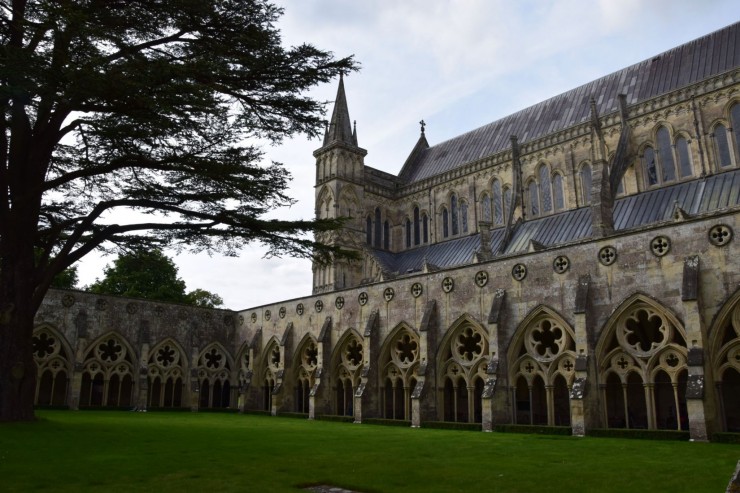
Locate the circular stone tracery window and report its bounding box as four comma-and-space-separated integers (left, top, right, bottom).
251, 312, 257, 323
453, 326, 484, 365
474, 271, 489, 287
392, 333, 419, 367
296, 303, 304, 316
525, 318, 566, 361
315, 300, 323, 313
708, 224, 733, 247
358, 292, 368, 306
598, 246, 617, 266
343, 339, 363, 368
303, 343, 318, 369
650, 235, 671, 257
617, 306, 672, 357
335, 296, 344, 310
512, 263, 527, 281
442, 277, 454, 293
411, 283, 423, 298
383, 287, 394, 302
279, 307, 286, 319
264, 309, 271, 321
553, 255, 569, 274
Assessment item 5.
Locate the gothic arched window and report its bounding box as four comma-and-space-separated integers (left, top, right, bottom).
383, 220, 390, 250
644, 146, 658, 186
732, 103, 740, 164
676, 136, 693, 179
442, 207, 449, 238
656, 126, 677, 183
405, 218, 411, 248
374, 208, 381, 248
422, 214, 429, 243
552, 174, 565, 211
366, 216, 372, 245
413, 206, 420, 246
451, 194, 459, 235
503, 187, 512, 221
580, 164, 592, 205
539, 164, 552, 213
481, 193, 491, 223
528, 181, 539, 217
460, 201, 468, 233
492, 180, 503, 225
714, 123, 733, 169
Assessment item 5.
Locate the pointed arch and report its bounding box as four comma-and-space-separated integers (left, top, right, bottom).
196, 342, 234, 409
259, 336, 282, 411
316, 185, 334, 219
507, 305, 576, 426
709, 287, 740, 432
293, 334, 319, 413
337, 185, 360, 219
596, 293, 688, 430
32, 324, 74, 407
378, 322, 420, 420
331, 328, 364, 416
436, 313, 488, 423
147, 337, 188, 408
234, 339, 253, 396
79, 331, 137, 408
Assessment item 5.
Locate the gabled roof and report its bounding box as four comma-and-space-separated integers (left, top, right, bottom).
370, 170, 740, 275
400, 22, 739, 184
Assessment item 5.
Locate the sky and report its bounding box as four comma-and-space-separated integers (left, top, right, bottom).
74, 0, 739, 310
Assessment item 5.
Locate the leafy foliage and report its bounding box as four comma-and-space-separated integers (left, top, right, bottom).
185, 288, 224, 308
50, 266, 78, 290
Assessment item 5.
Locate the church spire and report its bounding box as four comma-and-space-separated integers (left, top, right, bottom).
325, 73, 355, 146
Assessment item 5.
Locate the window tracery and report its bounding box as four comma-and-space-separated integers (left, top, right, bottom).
197, 343, 232, 409
380, 328, 420, 420
147, 339, 186, 408
79, 333, 135, 408
32, 327, 70, 406
295, 338, 319, 414
711, 293, 740, 432
440, 319, 488, 423
334, 332, 364, 416
598, 301, 688, 430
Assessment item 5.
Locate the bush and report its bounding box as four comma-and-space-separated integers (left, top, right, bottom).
242, 409, 272, 416
362, 418, 411, 427
588, 428, 690, 441
421, 421, 481, 431
494, 424, 572, 435
712, 432, 740, 444
278, 412, 309, 420
315, 414, 355, 423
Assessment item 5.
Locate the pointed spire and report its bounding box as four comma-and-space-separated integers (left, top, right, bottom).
352, 120, 358, 146
326, 73, 355, 146
322, 120, 329, 146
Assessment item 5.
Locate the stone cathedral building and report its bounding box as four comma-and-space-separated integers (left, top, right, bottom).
32, 23, 740, 441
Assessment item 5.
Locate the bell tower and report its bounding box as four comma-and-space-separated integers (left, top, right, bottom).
312, 75, 367, 294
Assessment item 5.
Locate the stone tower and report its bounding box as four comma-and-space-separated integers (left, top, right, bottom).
312, 75, 367, 293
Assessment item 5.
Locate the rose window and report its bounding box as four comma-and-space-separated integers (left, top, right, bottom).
527, 319, 565, 360
454, 327, 483, 364
303, 344, 318, 368
98, 338, 123, 362
393, 333, 418, 366
204, 348, 223, 369
156, 345, 176, 367
32, 333, 56, 359
621, 308, 668, 355
344, 339, 363, 367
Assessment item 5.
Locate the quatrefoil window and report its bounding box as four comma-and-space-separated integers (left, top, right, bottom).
455, 327, 483, 363
204, 348, 223, 369
512, 263, 527, 281
708, 224, 733, 247
599, 246, 617, 266
345, 339, 363, 366
32, 333, 56, 359
358, 292, 368, 306
335, 297, 344, 309
98, 339, 123, 362
156, 345, 176, 367
315, 300, 323, 312
384, 288, 395, 302
475, 271, 488, 287
553, 256, 569, 274
264, 310, 271, 321
394, 333, 418, 366
650, 236, 671, 257
251, 312, 257, 322
296, 303, 304, 316
411, 283, 423, 298
442, 277, 454, 293
279, 307, 286, 319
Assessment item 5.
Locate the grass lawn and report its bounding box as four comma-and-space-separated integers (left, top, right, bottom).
0, 411, 738, 492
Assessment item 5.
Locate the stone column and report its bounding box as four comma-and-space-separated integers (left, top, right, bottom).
189, 346, 199, 412
69, 337, 87, 410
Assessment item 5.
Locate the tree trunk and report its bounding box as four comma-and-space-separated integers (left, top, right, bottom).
0, 292, 37, 421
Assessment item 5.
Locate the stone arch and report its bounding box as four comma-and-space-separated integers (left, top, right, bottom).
316, 185, 334, 219
331, 328, 364, 416
378, 322, 420, 420
338, 185, 360, 220
577, 161, 592, 205
436, 313, 488, 423
507, 305, 576, 426
708, 117, 735, 170
709, 287, 740, 432
147, 338, 188, 409
259, 336, 282, 411
596, 293, 688, 430
293, 334, 319, 413
196, 342, 233, 409
32, 324, 73, 407
234, 340, 252, 394
79, 331, 137, 408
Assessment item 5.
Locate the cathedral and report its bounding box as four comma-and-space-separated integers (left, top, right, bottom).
32, 22, 740, 441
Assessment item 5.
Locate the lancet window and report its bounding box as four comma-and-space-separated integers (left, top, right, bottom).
334, 332, 364, 416
147, 339, 186, 408
380, 327, 420, 420
79, 333, 135, 407
32, 326, 71, 406
196, 343, 232, 409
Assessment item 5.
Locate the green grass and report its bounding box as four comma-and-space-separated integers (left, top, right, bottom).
0, 411, 737, 492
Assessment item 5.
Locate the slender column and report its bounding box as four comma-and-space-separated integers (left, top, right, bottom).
622, 385, 629, 428
546, 385, 554, 426
528, 386, 534, 425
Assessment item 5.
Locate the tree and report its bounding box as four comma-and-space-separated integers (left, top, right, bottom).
88, 249, 187, 303
185, 288, 224, 308
50, 265, 78, 290
0, 0, 356, 421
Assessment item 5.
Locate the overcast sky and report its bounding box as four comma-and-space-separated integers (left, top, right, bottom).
74, 1, 738, 310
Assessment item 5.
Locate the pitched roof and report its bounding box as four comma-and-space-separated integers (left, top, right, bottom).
370, 170, 740, 275
399, 22, 740, 183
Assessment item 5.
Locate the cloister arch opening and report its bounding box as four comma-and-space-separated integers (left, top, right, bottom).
710, 289, 740, 432
79, 332, 136, 408
596, 295, 688, 430
293, 335, 319, 414
32, 325, 73, 407
378, 323, 420, 420
196, 343, 233, 409
437, 314, 488, 423
331, 329, 364, 417
507, 307, 576, 426
147, 338, 187, 409
260, 338, 281, 411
